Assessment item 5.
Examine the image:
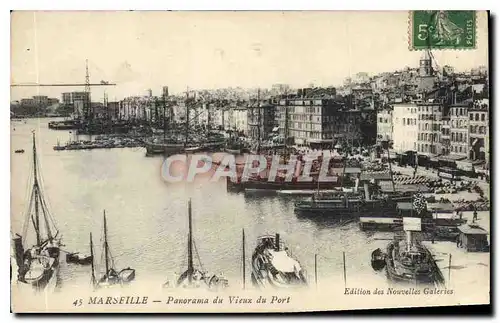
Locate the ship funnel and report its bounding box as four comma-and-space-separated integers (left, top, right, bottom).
275, 233, 280, 251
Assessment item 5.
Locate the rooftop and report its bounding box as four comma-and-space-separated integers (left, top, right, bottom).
458, 224, 488, 235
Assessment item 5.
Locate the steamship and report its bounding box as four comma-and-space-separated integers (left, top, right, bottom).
251, 233, 307, 289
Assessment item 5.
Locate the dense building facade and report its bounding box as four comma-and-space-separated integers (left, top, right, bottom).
392, 103, 418, 153
277, 97, 363, 147
440, 115, 451, 155
62, 92, 90, 105
468, 99, 489, 161
247, 102, 276, 141
376, 109, 393, 144
416, 103, 443, 156
449, 103, 470, 158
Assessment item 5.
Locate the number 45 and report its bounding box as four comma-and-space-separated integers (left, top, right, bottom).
418, 25, 428, 41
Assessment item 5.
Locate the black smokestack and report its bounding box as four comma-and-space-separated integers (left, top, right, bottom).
275, 233, 280, 251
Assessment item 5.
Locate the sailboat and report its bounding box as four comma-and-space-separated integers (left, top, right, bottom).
12, 132, 61, 291
172, 199, 228, 290
94, 211, 136, 288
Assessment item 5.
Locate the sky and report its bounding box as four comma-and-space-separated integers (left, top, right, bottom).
10, 11, 489, 102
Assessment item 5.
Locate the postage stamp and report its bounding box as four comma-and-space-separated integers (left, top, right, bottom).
410, 10, 476, 50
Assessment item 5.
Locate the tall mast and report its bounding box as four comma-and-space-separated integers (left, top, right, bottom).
163, 95, 167, 141
187, 199, 194, 282
284, 88, 289, 149
185, 87, 189, 146
257, 88, 261, 153
242, 228, 246, 290
90, 232, 96, 286
84, 59, 92, 121
32, 132, 41, 246
103, 210, 109, 274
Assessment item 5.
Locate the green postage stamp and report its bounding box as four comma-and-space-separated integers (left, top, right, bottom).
410, 10, 476, 50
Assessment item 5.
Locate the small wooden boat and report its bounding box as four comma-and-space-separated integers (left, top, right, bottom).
371, 248, 386, 271
14, 149, 25, 154
224, 148, 242, 155
66, 252, 93, 265
183, 146, 203, 154
118, 267, 136, 283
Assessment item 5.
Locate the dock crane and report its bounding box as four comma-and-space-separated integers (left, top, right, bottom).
11, 59, 116, 120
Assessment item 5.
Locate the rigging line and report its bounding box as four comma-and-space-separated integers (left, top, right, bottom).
20, 152, 35, 238
35, 149, 59, 230
39, 193, 54, 239
21, 182, 36, 244
192, 239, 205, 273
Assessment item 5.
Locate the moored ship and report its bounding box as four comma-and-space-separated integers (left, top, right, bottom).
251, 233, 307, 289
372, 193, 445, 286
145, 134, 225, 155
13, 132, 62, 291
384, 232, 445, 286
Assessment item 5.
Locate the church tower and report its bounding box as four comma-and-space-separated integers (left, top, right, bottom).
419, 50, 434, 77
418, 50, 436, 92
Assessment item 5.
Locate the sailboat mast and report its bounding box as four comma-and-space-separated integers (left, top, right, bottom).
242, 228, 246, 290
187, 200, 194, 281
90, 232, 96, 286
103, 210, 109, 274
32, 132, 41, 246
257, 88, 261, 154
185, 88, 189, 146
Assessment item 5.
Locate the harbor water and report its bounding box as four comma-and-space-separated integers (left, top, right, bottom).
10, 118, 489, 294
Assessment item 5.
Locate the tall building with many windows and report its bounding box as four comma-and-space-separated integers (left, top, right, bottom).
416, 103, 443, 156
468, 99, 489, 161
376, 109, 393, 144
392, 103, 418, 153
277, 97, 363, 147
449, 102, 470, 158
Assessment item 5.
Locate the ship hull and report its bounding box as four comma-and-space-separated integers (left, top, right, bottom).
66, 253, 93, 265
385, 242, 445, 286
228, 180, 340, 192
294, 200, 399, 218
145, 141, 225, 155
251, 235, 307, 290
22, 251, 60, 291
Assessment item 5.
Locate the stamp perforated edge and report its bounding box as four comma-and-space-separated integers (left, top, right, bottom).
408, 10, 479, 51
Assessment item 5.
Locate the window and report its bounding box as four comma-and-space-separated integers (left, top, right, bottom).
475, 113, 479, 121
470, 114, 473, 121
481, 114, 486, 121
